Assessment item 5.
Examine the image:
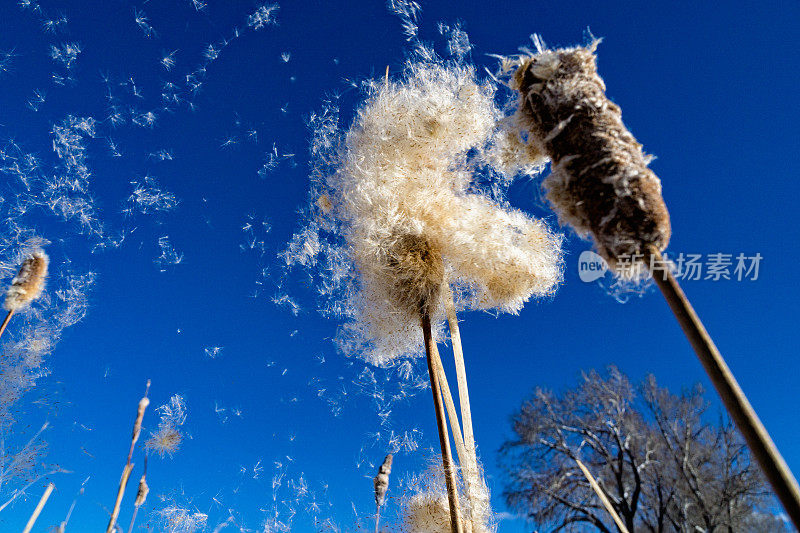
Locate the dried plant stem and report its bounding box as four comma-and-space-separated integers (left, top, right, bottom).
22, 482, 54, 533
574, 459, 629, 533
375, 506, 381, 533
422, 311, 463, 533
0, 309, 13, 341
431, 343, 473, 533
107, 464, 134, 533
444, 291, 481, 522
444, 291, 474, 458
648, 246, 800, 528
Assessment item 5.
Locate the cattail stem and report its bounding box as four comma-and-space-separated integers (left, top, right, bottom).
0, 309, 13, 341
422, 311, 463, 533
22, 482, 54, 533
375, 505, 381, 533
574, 459, 629, 533
647, 246, 800, 528
431, 342, 473, 533
444, 290, 481, 530
444, 291, 474, 461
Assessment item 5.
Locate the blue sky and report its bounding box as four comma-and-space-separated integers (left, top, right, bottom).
0, 0, 799, 531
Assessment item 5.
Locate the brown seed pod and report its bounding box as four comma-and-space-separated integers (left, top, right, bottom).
385, 233, 444, 317
512, 43, 670, 270
4, 249, 49, 311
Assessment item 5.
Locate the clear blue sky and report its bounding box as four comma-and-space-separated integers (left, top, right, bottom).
1, 1, 798, 531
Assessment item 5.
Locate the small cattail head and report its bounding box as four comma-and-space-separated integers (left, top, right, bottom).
134, 474, 149, 507
132, 396, 150, 444
4, 249, 49, 312
374, 453, 394, 508
512, 41, 671, 272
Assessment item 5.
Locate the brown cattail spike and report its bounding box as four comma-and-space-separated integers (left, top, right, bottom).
513, 43, 670, 270
4, 249, 49, 312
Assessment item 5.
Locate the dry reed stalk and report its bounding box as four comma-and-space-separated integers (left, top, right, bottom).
574, 459, 629, 533
0, 310, 13, 341
431, 341, 472, 533
106, 380, 151, 533
422, 311, 463, 533
22, 482, 54, 533
443, 289, 483, 530
648, 246, 800, 527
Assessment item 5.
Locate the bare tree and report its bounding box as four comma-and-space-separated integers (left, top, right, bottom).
500, 367, 788, 532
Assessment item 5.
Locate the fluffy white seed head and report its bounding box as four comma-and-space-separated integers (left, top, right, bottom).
287, 48, 563, 365
399, 455, 495, 533
4, 249, 49, 312
402, 491, 455, 533
374, 453, 394, 508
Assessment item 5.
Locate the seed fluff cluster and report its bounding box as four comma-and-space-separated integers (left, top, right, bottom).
399, 457, 494, 533
4, 248, 49, 312
285, 47, 563, 365
504, 37, 670, 272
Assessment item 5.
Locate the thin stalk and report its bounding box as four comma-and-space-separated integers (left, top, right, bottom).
374, 506, 380, 533
444, 290, 475, 460
575, 459, 629, 533
648, 246, 800, 528
107, 464, 133, 533
431, 344, 473, 533
445, 289, 481, 530
422, 311, 463, 533
0, 310, 13, 341
22, 482, 54, 533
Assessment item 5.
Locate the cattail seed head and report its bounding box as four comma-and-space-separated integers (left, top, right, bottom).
4, 249, 49, 312
402, 492, 458, 533
288, 49, 564, 364
374, 454, 393, 508
132, 396, 150, 444
386, 234, 444, 317
512, 41, 671, 271
134, 474, 149, 507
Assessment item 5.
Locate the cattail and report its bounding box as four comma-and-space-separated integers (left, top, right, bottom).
134, 473, 148, 506
290, 50, 563, 365
509, 37, 800, 527
287, 47, 561, 531
510, 40, 669, 271
374, 454, 393, 508
374, 454, 393, 533
4, 249, 49, 312
127, 467, 150, 533
0, 249, 49, 340
385, 233, 445, 318
107, 380, 151, 533
132, 396, 150, 453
